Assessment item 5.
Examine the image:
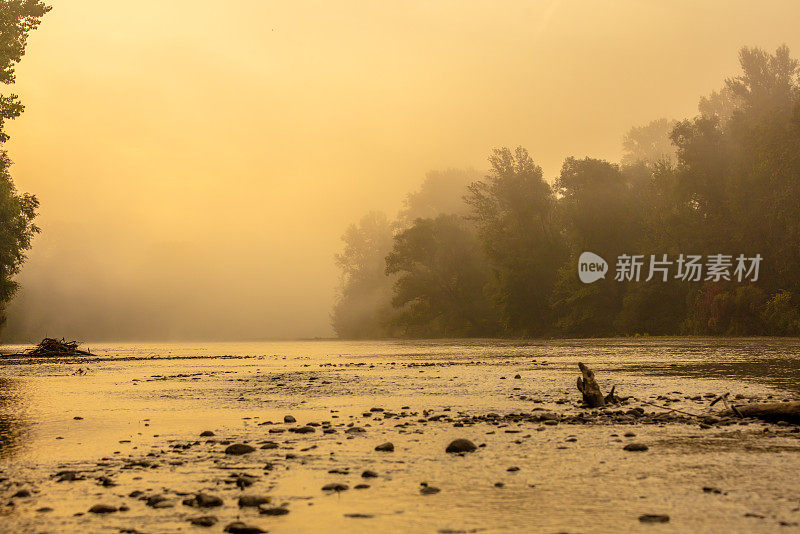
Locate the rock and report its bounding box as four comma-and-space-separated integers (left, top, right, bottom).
374, 442, 394, 452
189, 516, 218, 526
283, 415, 296, 423
420, 484, 441, 495
260, 441, 278, 449
446, 438, 477, 453
514, 374, 521, 379
623, 443, 649, 452
639, 514, 670, 523
344, 513, 374, 518
36, 507, 53, 513
235, 475, 256, 488
507, 466, 520, 472
345, 427, 366, 434
225, 443, 255, 455
259, 505, 290, 516
354, 484, 370, 489
292, 426, 315, 434
195, 493, 223, 507
361, 470, 378, 478
54, 470, 84, 482
224, 522, 267, 534
11, 489, 30, 498
200, 430, 215, 437
239, 495, 270, 507
328, 468, 349, 474
145, 495, 171, 508
322, 483, 349, 491
88, 504, 118, 514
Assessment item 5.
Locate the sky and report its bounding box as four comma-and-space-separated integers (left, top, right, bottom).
3, 0, 800, 342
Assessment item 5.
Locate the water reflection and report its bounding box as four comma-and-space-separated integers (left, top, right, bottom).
601, 338, 800, 393
0, 377, 29, 458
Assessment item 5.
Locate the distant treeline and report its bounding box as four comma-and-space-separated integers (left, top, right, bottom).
332, 46, 800, 338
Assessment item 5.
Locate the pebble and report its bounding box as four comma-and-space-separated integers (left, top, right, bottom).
195, 493, 223, 507
639, 514, 670, 523
283, 415, 296, 423
88, 504, 118, 514
375, 442, 394, 452
145, 495, 171, 508
200, 430, 215, 437
259, 505, 290, 516
361, 469, 378, 478
322, 483, 349, 491
225, 444, 255, 455
189, 516, 218, 526
446, 438, 477, 453
420, 484, 441, 495
224, 521, 267, 534
239, 495, 270, 507
623, 443, 649, 452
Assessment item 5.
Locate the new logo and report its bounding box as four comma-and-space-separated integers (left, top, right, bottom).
578, 252, 608, 283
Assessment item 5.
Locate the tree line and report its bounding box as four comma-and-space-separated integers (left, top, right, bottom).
332, 45, 800, 338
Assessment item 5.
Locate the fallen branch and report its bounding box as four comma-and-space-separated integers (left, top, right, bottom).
721, 401, 800, 424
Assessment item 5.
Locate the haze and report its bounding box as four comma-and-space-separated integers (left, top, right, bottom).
2, 0, 799, 341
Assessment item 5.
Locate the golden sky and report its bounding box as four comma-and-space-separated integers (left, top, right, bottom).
4, 0, 800, 341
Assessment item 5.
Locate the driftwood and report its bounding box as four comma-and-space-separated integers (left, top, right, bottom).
576, 362, 800, 423
721, 401, 800, 424
576, 362, 618, 408
24, 338, 93, 357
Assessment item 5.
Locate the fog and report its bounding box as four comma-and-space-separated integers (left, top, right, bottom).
2, 0, 799, 341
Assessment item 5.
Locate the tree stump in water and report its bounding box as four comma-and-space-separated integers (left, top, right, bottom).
576, 362, 606, 408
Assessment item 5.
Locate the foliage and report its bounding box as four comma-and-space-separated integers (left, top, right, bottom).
333, 45, 800, 339
0, 0, 48, 331
465, 147, 566, 335
397, 168, 478, 228
331, 212, 395, 338
385, 214, 497, 337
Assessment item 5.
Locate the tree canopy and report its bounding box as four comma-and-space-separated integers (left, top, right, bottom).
0, 0, 48, 331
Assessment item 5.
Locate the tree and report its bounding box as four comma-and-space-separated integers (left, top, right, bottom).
331, 212, 395, 338
551, 157, 641, 335
385, 214, 497, 337
0, 0, 49, 331
397, 168, 479, 228
466, 147, 566, 335
621, 118, 678, 167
